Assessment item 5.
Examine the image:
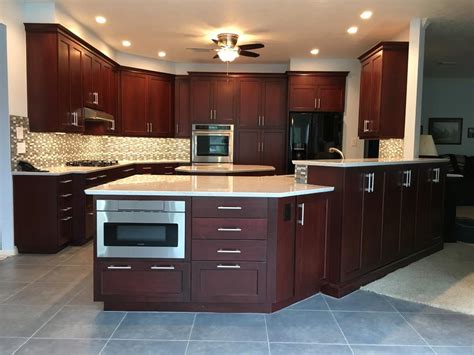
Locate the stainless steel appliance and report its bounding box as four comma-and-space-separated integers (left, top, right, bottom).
96, 200, 185, 259
191, 124, 234, 163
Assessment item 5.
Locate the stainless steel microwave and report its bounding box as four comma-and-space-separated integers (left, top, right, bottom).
191, 124, 234, 163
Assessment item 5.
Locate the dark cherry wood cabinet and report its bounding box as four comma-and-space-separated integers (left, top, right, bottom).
14, 175, 74, 253
288, 72, 348, 112
190, 74, 235, 123
236, 76, 287, 129
83, 51, 104, 110
120, 70, 148, 136
147, 74, 174, 137
358, 42, 408, 139
174, 76, 191, 138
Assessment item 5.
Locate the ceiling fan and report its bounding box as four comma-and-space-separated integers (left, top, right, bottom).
187, 33, 264, 62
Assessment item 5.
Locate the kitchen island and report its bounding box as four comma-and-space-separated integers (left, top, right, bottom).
175, 164, 275, 176
86, 175, 334, 312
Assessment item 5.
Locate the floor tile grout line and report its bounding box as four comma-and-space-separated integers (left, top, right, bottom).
263, 314, 271, 354
384, 296, 436, 353
322, 294, 354, 355
184, 313, 197, 355
10, 284, 87, 355
98, 311, 128, 355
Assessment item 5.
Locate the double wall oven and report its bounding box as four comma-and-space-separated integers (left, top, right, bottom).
97, 200, 185, 259
191, 124, 234, 163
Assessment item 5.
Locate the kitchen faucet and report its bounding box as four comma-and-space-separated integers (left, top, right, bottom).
329, 147, 345, 160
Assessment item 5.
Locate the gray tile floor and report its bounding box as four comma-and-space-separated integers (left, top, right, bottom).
0, 243, 473, 355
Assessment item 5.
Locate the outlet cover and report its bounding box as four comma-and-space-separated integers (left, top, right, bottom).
17, 142, 26, 154
16, 127, 24, 140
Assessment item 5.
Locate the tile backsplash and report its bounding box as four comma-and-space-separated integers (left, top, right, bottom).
10, 116, 190, 170
379, 139, 404, 159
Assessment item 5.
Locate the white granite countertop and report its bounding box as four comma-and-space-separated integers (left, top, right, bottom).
175, 164, 275, 174
85, 175, 334, 198
293, 158, 449, 168
12, 160, 190, 176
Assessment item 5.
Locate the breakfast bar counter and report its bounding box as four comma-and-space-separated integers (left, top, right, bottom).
175, 164, 276, 176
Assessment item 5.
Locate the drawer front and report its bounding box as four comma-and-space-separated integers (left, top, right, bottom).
192, 197, 268, 218
192, 240, 267, 261
57, 176, 74, 194
58, 215, 73, 246
119, 165, 137, 178
155, 163, 178, 175
192, 261, 266, 303
58, 191, 74, 208
192, 218, 267, 240
136, 164, 155, 174
85, 172, 110, 188
98, 261, 190, 302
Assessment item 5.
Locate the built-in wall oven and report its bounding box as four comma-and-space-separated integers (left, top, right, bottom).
96, 200, 185, 259
191, 124, 234, 163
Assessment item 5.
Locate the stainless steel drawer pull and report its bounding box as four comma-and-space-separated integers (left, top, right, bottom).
142, 167, 152, 170
86, 177, 98, 181
60, 207, 72, 212
60, 193, 73, 198
88, 212, 94, 216
150, 265, 175, 270
123, 168, 135, 172
297, 203, 305, 226
217, 206, 242, 210
164, 166, 174, 169
60, 216, 72, 221
217, 228, 242, 232
107, 265, 132, 270
217, 264, 241, 269
217, 249, 241, 254
59, 179, 72, 184
98, 175, 107, 179
164, 172, 173, 175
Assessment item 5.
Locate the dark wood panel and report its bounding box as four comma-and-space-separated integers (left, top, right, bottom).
148, 75, 174, 137
192, 240, 267, 261
317, 84, 345, 112
261, 130, 286, 175
190, 77, 213, 123
192, 197, 268, 218
120, 70, 148, 136
175, 77, 191, 138
214, 78, 235, 123
262, 78, 287, 129
400, 167, 418, 255
237, 78, 261, 129
236, 129, 261, 165
381, 169, 403, 263
192, 218, 267, 240
289, 86, 316, 111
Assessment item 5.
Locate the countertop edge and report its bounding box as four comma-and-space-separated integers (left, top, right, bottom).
292, 158, 449, 167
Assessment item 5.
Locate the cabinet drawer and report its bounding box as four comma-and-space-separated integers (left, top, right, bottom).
98, 261, 190, 302
85, 172, 110, 187
119, 166, 137, 178
58, 191, 74, 208
192, 197, 267, 218
57, 176, 74, 194
192, 240, 267, 261
58, 215, 73, 246
192, 261, 266, 303
192, 218, 267, 240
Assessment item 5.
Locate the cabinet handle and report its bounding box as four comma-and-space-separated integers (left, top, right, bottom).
86, 177, 98, 181
262, 116, 265, 126
318, 98, 321, 109
371, 173, 375, 192
164, 166, 174, 169
258, 116, 261, 126
60, 216, 72, 221
123, 168, 134, 173
261, 141, 264, 152
217, 228, 242, 232
150, 123, 153, 132
176, 123, 179, 133
217, 249, 241, 254
297, 203, 305, 226
433, 168, 440, 183
364, 173, 372, 193
164, 172, 173, 175
107, 265, 132, 270
213, 109, 217, 120
88, 212, 94, 216
217, 206, 242, 210
98, 175, 107, 179
93, 92, 99, 105
150, 265, 175, 270
217, 264, 241, 269
210, 110, 213, 120
59, 179, 72, 184
314, 98, 317, 109
142, 167, 153, 170
402, 170, 410, 187
60, 193, 73, 198
409, 170, 412, 187
60, 207, 72, 212
363, 120, 370, 132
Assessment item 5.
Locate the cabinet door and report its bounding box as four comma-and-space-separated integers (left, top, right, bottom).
261, 130, 286, 174
82, 51, 103, 108
175, 77, 191, 138
400, 167, 418, 255
262, 78, 287, 129
237, 78, 262, 129
317, 84, 345, 112
295, 194, 329, 298
91, 56, 103, 109
190, 77, 213, 123
120, 71, 148, 136
289, 85, 317, 111
148, 76, 173, 137
358, 59, 373, 138
431, 167, 445, 241
101, 65, 118, 133
214, 78, 235, 123
369, 51, 383, 136
236, 130, 261, 165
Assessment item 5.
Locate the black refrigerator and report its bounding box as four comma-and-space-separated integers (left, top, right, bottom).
288, 112, 343, 172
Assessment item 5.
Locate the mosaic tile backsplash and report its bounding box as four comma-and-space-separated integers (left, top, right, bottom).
10, 116, 190, 170
379, 139, 404, 159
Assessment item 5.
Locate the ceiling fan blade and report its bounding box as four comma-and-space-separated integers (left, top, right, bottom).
186, 47, 214, 52
239, 50, 260, 58
238, 43, 264, 50
213, 54, 219, 59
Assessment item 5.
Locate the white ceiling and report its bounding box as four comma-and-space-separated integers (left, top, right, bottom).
25, 0, 474, 76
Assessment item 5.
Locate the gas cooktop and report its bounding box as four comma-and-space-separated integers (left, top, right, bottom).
65, 160, 119, 167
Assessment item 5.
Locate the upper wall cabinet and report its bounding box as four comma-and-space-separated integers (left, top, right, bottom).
236, 76, 287, 129
25, 24, 118, 134
190, 74, 235, 124
357, 42, 408, 139
288, 72, 348, 113
175, 76, 191, 138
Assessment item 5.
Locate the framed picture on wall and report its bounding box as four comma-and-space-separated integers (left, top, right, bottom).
428, 118, 463, 145
468, 128, 474, 138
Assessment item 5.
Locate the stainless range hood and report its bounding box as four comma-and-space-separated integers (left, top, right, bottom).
83, 107, 115, 130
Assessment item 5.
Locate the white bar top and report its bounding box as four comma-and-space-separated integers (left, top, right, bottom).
12, 160, 189, 176
85, 175, 334, 198
175, 164, 275, 174
292, 158, 449, 168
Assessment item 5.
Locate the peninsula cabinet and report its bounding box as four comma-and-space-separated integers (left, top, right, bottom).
190, 74, 235, 123
174, 76, 191, 138
288, 72, 348, 113
303, 160, 447, 297
236, 76, 287, 129
357, 42, 408, 139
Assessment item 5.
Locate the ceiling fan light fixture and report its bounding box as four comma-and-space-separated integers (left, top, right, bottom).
217, 47, 239, 62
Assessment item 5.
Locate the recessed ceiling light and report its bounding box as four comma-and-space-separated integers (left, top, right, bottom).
95, 16, 107, 24
158, 51, 166, 57
122, 40, 131, 47
347, 26, 358, 34
310, 48, 319, 55
360, 11, 373, 20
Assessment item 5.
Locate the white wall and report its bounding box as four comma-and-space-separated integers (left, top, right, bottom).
0, 24, 15, 254
289, 58, 363, 159
116, 51, 175, 73
175, 62, 288, 75
421, 77, 474, 155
